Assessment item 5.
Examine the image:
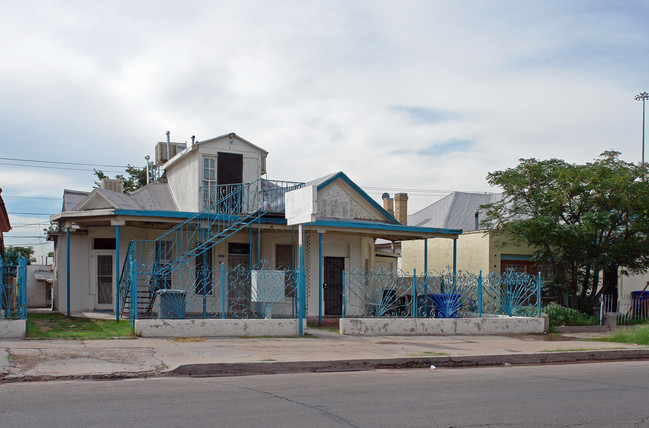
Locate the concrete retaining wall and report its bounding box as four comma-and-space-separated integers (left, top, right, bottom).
0, 320, 27, 338
340, 317, 545, 335
135, 318, 306, 337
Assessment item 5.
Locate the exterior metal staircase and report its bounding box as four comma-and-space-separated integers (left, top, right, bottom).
117, 179, 304, 318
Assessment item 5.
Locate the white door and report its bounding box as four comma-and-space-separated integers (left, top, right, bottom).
94, 251, 115, 310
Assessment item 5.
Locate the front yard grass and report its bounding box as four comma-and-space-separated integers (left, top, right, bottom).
27, 313, 135, 340
591, 324, 649, 346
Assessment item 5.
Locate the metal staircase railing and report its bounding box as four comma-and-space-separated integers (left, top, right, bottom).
117, 179, 304, 318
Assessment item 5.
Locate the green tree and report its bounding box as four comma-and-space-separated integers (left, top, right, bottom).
482, 151, 649, 312
3, 246, 36, 264
94, 164, 152, 194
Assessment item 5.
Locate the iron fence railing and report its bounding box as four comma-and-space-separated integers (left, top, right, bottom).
344, 267, 541, 318
125, 260, 297, 323
1, 256, 27, 320
600, 293, 649, 325
200, 179, 304, 213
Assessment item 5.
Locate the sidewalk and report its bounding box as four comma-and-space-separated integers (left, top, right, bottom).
1, 329, 648, 383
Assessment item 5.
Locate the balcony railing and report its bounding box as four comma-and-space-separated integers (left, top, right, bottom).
200, 179, 305, 214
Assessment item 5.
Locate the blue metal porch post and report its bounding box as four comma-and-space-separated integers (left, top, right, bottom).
478, 270, 483, 318
423, 238, 428, 306
452, 238, 457, 292
257, 217, 261, 266
115, 224, 120, 322
298, 225, 305, 336
66, 226, 70, 317
202, 228, 207, 319
318, 233, 323, 324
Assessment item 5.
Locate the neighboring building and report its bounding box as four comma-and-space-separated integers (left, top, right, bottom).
402, 192, 537, 275
49, 133, 461, 317
26, 264, 53, 308
0, 187, 10, 259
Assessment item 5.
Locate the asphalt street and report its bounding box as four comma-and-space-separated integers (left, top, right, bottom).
2, 361, 649, 427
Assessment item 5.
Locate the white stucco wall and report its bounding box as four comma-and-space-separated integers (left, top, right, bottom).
166, 135, 265, 212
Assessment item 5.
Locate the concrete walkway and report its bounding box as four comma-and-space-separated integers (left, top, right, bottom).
2, 328, 648, 383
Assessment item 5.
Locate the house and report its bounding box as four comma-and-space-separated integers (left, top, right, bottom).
401, 191, 538, 276
49, 133, 461, 319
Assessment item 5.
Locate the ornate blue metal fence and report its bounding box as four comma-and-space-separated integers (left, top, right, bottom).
124, 258, 297, 323
344, 266, 541, 318
0, 256, 27, 320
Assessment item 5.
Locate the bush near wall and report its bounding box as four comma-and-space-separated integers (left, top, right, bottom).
543, 302, 599, 328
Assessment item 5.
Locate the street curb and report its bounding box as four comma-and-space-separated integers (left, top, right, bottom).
168, 348, 649, 378
0, 370, 162, 384
2, 349, 648, 383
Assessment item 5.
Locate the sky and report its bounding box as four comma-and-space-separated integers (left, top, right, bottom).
1, 0, 648, 262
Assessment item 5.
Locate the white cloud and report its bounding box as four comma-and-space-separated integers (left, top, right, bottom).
1, 0, 648, 218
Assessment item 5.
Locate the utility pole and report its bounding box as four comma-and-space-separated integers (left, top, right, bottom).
635, 92, 649, 163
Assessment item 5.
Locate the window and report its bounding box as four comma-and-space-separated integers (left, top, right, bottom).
93, 238, 116, 250
203, 156, 217, 207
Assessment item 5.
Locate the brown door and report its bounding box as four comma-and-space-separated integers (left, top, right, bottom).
217, 152, 243, 212
324, 257, 344, 315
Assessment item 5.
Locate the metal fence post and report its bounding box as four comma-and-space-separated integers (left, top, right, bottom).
478, 270, 483, 318
536, 272, 542, 317
412, 269, 416, 318
19, 255, 27, 320
130, 257, 138, 329
221, 262, 226, 319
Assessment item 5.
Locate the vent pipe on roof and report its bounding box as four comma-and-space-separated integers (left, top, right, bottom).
191, 135, 195, 145
166, 131, 171, 164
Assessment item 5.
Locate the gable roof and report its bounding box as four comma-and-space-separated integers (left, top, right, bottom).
162, 132, 268, 172
409, 191, 501, 231
308, 171, 400, 225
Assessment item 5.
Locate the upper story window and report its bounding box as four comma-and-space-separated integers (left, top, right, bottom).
203, 157, 216, 187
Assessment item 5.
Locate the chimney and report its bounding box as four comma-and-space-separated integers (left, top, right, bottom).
382, 193, 394, 216
100, 178, 124, 193
394, 193, 408, 225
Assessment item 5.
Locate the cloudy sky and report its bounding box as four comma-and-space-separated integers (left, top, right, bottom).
2, 0, 648, 261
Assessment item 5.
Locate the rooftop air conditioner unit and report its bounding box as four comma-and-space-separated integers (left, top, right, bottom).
155, 142, 188, 164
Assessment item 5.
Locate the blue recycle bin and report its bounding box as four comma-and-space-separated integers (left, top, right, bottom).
431, 293, 461, 318
157, 289, 186, 319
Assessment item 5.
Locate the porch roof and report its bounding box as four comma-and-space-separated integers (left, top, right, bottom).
306, 219, 461, 241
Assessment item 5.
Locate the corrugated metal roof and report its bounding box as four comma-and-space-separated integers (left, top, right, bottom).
63, 190, 90, 211
408, 192, 501, 231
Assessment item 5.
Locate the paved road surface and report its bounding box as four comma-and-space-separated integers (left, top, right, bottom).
2, 361, 649, 427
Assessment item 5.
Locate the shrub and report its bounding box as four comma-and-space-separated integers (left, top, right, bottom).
542, 302, 599, 328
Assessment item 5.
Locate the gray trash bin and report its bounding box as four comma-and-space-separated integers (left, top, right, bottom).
157, 289, 186, 319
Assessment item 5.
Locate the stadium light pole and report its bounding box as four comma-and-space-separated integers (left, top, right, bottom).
635, 91, 649, 163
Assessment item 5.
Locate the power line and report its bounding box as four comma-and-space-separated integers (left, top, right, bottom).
0, 162, 124, 173
3, 195, 61, 201
0, 156, 128, 168
8, 212, 52, 216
